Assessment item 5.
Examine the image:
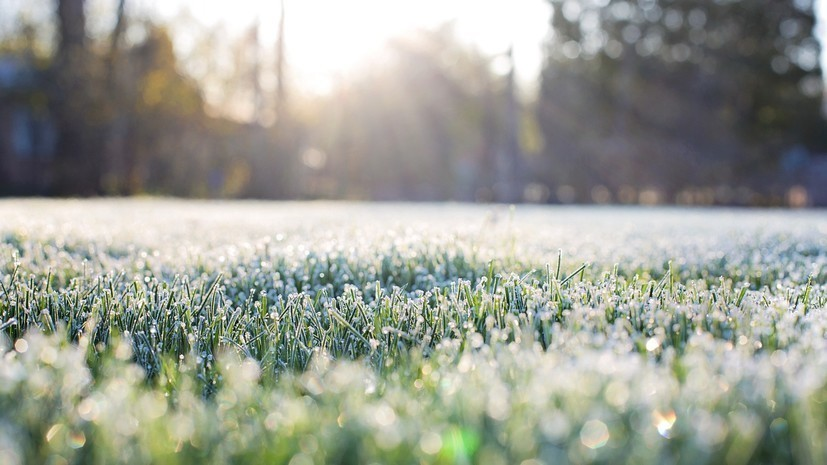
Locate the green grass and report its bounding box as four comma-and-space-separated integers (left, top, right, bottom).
1, 200, 826, 464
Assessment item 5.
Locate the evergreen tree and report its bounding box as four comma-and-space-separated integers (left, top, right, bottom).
537, 0, 826, 203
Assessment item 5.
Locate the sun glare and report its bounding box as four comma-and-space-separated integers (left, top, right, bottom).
285, 0, 427, 93
150, 0, 551, 94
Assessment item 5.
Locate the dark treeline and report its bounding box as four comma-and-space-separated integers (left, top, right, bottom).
537, 0, 827, 206
1, 0, 826, 205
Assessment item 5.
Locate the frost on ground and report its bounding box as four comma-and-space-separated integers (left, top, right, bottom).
1, 199, 826, 464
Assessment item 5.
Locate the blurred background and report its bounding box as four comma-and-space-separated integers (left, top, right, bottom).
1, 0, 826, 206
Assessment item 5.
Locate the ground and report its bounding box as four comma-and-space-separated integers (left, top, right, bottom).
1, 200, 826, 464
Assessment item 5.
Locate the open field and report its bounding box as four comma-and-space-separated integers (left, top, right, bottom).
1, 200, 827, 464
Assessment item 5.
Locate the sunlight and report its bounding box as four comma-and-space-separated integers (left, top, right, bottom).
149, 0, 551, 93
183, 0, 419, 91
284, 0, 427, 93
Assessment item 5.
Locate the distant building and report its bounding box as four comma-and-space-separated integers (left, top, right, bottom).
0, 56, 56, 195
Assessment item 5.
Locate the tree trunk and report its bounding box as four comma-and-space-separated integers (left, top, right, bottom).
52, 0, 98, 195
102, 0, 130, 194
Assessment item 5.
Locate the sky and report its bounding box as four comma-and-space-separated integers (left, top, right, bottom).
138, 0, 827, 97
1, 0, 824, 94
140, 0, 552, 94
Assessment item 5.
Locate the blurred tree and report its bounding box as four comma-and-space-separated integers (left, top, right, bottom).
538, 0, 827, 204
3, 1, 281, 198
100, 0, 129, 194
275, 0, 287, 125
256, 0, 300, 199
51, 0, 101, 195
312, 25, 518, 201
123, 26, 208, 195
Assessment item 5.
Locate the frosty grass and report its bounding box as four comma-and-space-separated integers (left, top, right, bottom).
1, 199, 827, 464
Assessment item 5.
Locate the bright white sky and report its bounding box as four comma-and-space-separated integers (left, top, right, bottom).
139, 0, 552, 94
2, 0, 824, 94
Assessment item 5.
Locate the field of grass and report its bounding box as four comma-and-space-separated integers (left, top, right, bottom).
1, 199, 827, 464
